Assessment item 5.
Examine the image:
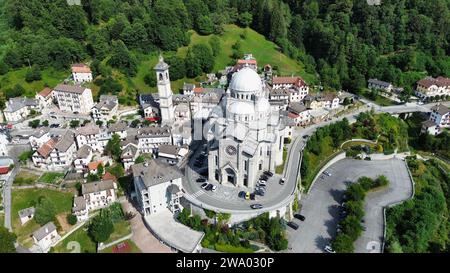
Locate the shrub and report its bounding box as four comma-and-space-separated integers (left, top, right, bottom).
67, 214, 77, 225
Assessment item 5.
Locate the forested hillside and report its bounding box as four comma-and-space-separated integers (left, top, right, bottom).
0, 0, 449, 99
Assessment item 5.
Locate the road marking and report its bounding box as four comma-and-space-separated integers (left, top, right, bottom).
190, 190, 205, 198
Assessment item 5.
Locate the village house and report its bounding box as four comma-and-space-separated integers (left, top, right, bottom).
18, 207, 35, 225
75, 123, 103, 152
416, 76, 450, 100
92, 95, 118, 122
81, 179, 117, 211
29, 127, 51, 151
139, 93, 160, 121
107, 121, 128, 140
136, 126, 172, 154
88, 161, 104, 176
157, 144, 189, 165
272, 76, 309, 102
132, 160, 184, 216
32, 131, 77, 170
287, 102, 311, 126
72, 63, 93, 83
0, 133, 8, 156
422, 104, 450, 135
72, 196, 88, 222
121, 142, 140, 171
35, 87, 53, 108
53, 84, 94, 114
304, 92, 340, 110
368, 78, 393, 93
182, 83, 195, 95
3, 97, 40, 123
32, 222, 60, 253
73, 145, 93, 173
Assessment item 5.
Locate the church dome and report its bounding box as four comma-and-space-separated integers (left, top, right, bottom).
229, 67, 262, 93
228, 101, 255, 115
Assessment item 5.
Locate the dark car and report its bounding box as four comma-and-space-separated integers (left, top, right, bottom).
279, 177, 286, 185
205, 184, 214, 191
238, 191, 246, 198
50, 124, 59, 128
260, 175, 268, 181
287, 221, 299, 230
250, 204, 263, 209
302, 135, 310, 139
294, 214, 306, 221
255, 189, 265, 196
250, 193, 256, 200
196, 178, 207, 183
263, 171, 274, 177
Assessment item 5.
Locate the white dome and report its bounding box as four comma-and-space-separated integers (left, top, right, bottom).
229, 67, 262, 93
228, 101, 255, 115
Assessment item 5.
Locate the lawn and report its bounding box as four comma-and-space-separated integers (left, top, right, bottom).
52, 227, 97, 253
0, 66, 67, 98
100, 239, 141, 253
11, 188, 73, 246
360, 88, 399, 106
13, 171, 39, 186
341, 140, 378, 150
104, 220, 132, 245
38, 172, 65, 184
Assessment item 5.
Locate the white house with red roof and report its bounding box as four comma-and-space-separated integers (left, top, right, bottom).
416, 76, 450, 99
72, 63, 93, 83
35, 87, 53, 108
272, 76, 309, 102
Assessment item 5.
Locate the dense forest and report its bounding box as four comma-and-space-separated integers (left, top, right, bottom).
0, 0, 449, 96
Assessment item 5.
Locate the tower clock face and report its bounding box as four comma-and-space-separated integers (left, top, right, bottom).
225, 145, 237, 156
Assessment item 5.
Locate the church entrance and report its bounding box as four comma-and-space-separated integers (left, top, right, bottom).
225, 168, 236, 185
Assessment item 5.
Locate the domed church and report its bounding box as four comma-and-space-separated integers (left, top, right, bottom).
207, 66, 287, 189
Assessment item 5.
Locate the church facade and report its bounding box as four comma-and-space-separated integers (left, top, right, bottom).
207, 67, 287, 190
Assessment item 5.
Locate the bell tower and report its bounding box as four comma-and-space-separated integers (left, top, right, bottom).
154, 55, 174, 125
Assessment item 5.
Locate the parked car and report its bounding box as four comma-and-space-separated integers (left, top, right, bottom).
302, 135, 309, 139
294, 214, 306, 221
211, 185, 217, 192
201, 182, 209, 189
255, 189, 265, 196
257, 180, 266, 186
196, 178, 207, 183
50, 123, 59, 128
250, 204, 263, 209
249, 193, 256, 200
260, 174, 269, 181
279, 177, 286, 185
323, 171, 332, 176
263, 171, 273, 177
324, 245, 335, 253
287, 221, 299, 230
238, 191, 246, 198
205, 184, 214, 191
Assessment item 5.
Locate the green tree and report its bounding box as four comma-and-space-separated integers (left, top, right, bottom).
35, 197, 57, 225
42, 120, 49, 127
209, 35, 221, 57
105, 133, 122, 161
70, 120, 80, 128
0, 226, 16, 253
238, 12, 253, 27
28, 120, 40, 128
67, 214, 77, 225
144, 73, 156, 87
165, 56, 186, 80
108, 40, 138, 76
197, 15, 214, 35
89, 213, 114, 243
332, 234, 354, 253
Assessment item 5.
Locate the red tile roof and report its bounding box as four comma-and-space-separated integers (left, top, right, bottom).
38, 87, 52, 98
417, 76, 450, 88
237, 59, 257, 65
71, 63, 91, 73
103, 172, 117, 182
287, 112, 299, 119
88, 161, 102, 171
273, 76, 307, 87
37, 138, 58, 158
193, 87, 203, 94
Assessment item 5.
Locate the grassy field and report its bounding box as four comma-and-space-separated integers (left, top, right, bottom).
11, 188, 73, 246
38, 172, 65, 184
275, 147, 288, 174
1, 24, 314, 102
0, 67, 67, 97
100, 239, 141, 253
52, 227, 97, 253
104, 220, 132, 245
13, 171, 39, 186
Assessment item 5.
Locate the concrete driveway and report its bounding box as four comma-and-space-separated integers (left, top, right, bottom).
286, 159, 412, 253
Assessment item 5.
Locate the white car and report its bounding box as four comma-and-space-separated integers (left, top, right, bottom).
324, 245, 335, 253
258, 180, 267, 185
211, 185, 217, 192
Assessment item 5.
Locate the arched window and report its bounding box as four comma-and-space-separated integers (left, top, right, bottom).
159, 73, 163, 81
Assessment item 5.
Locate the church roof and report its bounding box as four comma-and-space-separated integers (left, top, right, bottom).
229, 67, 262, 93
154, 55, 169, 70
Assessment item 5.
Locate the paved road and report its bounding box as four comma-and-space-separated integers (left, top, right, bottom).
1, 157, 18, 231
286, 159, 412, 253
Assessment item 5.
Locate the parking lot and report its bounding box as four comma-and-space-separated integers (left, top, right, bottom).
286, 158, 412, 253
